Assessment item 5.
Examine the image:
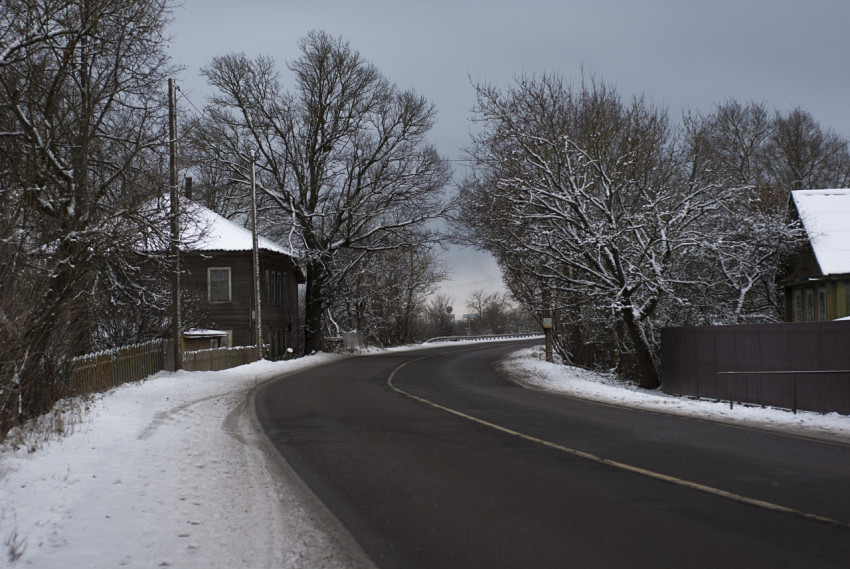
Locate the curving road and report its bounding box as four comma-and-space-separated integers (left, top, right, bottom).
255, 340, 850, 568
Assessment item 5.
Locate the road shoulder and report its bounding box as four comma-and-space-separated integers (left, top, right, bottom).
498, 346, 850, 447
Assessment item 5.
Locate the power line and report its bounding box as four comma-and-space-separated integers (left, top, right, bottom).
175, 84, 205, 116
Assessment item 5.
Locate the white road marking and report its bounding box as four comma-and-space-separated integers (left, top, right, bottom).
387, 354, 848, 529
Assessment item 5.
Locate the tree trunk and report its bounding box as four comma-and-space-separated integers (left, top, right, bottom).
620, 307, 660, 390
304, 261, 325, 353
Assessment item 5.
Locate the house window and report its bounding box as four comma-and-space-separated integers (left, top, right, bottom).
263, 270, 286, 305
806, 289, 814, 322
208, 267, 231, 303
818, 287, 827, 321
845, 280, 850, 318
794, 290, 803, 322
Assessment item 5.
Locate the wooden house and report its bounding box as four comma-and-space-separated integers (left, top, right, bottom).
181, 203, 303, 358
780, 189, 850, 322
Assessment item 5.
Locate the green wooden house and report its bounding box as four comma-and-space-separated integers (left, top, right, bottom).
780, 189, 850, 322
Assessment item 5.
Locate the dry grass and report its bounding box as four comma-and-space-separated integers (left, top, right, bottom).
1, 395, 92, 454
1, 511, 27, 564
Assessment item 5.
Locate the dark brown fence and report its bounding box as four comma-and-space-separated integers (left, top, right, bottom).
661, 321, 850, 415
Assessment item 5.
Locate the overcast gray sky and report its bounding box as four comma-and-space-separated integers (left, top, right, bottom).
168, 0, 850, 310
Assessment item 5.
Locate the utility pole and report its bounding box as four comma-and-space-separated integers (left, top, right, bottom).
250, 151, 263, 360
542, 289, 554, 363
169, 78, 183, 370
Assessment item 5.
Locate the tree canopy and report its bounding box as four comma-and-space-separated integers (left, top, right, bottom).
193, 30, 452, 352
456, 74, 821, 387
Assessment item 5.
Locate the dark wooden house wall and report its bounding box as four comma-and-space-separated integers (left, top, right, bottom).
182, 249, 300, 359
781, 241, 822, 286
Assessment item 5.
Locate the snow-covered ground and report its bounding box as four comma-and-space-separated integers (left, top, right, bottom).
502, 346, 850, 445
0, 354, 375, 569
2, 342, 849, 568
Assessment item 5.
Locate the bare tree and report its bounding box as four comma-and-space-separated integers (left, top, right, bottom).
458, 80, 825, 387
684, 100, 772, 188
195, 31, 452, 352
0, 0, 178, 431
681, 101, 828, 322
464, 290, 521, 334
768, 107, 850, 192
422, 292, 457, 338
458, 74, 744, 388
684, 100, 850, 205
329, 242, 446, 346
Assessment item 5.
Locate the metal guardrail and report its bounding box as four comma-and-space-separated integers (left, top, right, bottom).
422, 333, 543, 344
718, 370, 850, 414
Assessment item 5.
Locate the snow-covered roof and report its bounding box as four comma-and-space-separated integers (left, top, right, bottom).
792, 189, 850, 275
183, 328, 229, 337
184, 202, 294, 257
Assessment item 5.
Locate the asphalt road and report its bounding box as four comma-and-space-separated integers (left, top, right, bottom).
255, 341, 850, 568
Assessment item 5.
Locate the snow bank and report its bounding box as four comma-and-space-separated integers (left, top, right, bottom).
0, 355, 373, 569
502, 346, 850, 445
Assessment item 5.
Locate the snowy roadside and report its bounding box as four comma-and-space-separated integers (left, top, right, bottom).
4, 340, 848, 568
0, 354, 376, 569
501, 346, 850, 446
0, 339, 535, 568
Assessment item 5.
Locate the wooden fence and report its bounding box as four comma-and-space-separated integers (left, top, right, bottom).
661, 321, 850, 415
67, 339, 168, 396
66, 341, 264, 397
183, 346, 261, 372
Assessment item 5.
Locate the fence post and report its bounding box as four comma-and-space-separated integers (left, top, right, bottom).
729, 375, 733, 410
793, 373, 797, 415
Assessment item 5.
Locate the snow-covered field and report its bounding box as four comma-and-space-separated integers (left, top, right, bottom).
2, 342, 848, 568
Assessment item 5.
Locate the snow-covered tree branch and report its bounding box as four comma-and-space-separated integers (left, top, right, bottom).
0, 0, 180, 432
456, 74, 810, 388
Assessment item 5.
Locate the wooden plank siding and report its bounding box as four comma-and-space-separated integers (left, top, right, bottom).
783, 278, 850, 322
182, 249, 302, 359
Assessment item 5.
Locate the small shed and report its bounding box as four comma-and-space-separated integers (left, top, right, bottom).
182, 329, 229, 352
